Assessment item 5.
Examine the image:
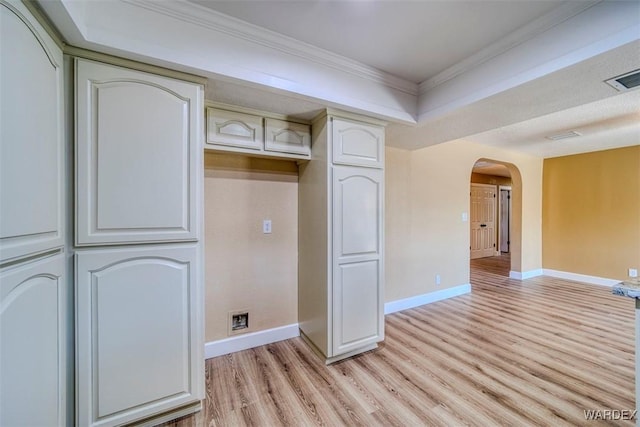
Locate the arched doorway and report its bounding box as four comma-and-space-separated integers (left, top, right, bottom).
470, 159, 523, 277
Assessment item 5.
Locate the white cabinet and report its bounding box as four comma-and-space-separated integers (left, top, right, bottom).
74, 60, 204, 426
75, 59, 201, 245
205, 106, 311, 159
264, 118, 311, 156
0, 253, 67, 427
0, 0, 64, 263
299, 111, 385, 364
332, 117, 384, 169
0, 2, 69, 426
206, 108, 263, 150
76, 245, 203, 427
332, 167, 384, 355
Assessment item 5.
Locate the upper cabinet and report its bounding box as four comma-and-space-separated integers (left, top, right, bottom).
205, 106, 311, 160
75, 59, 202, 246
206, 108, 263, 151
332, 118, 384, 169
0, 0, 64, 263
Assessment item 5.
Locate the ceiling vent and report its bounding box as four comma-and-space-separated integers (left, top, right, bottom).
605, 69, 640, 91
545, 130, 582, 141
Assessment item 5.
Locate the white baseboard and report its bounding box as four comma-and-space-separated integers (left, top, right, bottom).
205, 284, 474, 359
509, 269, 543, 280
542, 269, 620, 287
205, 323, 299, 359
384, 283, 471, 315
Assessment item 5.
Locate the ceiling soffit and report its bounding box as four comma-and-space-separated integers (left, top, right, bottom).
37, 0, 640, 151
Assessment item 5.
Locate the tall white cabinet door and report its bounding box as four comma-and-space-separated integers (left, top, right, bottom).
0, 0, 64, 262
0, 253, 67, 427
332, 167, 384, 355
75, 59, 202, 246
76, 245, 203, 427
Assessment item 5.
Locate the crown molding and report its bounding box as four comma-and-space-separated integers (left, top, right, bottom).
123, 0, 418, 97
418, 0, 601, 95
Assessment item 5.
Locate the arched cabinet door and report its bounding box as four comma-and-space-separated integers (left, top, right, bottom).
76, 244, 203, 427
75, 59, 202, 246
0, 253, 67, 426
0, 0, 64, 262
332, 166, 384, 355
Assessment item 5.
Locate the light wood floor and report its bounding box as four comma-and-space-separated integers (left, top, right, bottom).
164, 254, 636, 426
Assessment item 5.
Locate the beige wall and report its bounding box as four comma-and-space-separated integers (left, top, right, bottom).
542, 146, 640, 280
204, 152, 299, 342
385, 140, 543, 302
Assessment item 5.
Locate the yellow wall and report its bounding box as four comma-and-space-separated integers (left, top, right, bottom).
385, 140, 543, 301
204, 152, 299, 341
542, 145, 640, 280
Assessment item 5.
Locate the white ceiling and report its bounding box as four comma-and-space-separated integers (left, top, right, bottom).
190, 0, 564, 84
37, 0, 640, 158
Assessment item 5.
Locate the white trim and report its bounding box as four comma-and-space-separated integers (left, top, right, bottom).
509, 269, 543, 280
418, 1, 598, 94
204, 323, 299, 359
542, 269, 620, 287
384, 284, 471, 315
125, 0, 418, 96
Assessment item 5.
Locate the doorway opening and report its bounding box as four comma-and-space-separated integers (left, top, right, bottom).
470, 159, 521, 277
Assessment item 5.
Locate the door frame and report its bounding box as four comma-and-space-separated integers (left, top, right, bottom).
498, 185, 512, 254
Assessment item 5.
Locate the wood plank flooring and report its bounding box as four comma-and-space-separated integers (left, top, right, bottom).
163, 255, 636, 426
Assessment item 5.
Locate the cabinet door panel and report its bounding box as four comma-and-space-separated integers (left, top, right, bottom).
332, 118, 384, 168
0, 253, 67, 427
76, 59, 201, 245
332, 166, 384, 355
333, 168, 382, 259
0, 1, 63, 262
335, 260, 380, 350
264, 118, 310, 156
206, 108, 263, 150
76, 245, 203, 427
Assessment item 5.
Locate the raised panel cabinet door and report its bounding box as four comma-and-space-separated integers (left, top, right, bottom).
206, 108, 263, 150
332, 118, 384, 169
0, 253, 67, 427
332, 167, 384, 355
264, 118, 311, 156
76, 245, 203, 427
0, 0, 64, 262
76, 59, 202, 245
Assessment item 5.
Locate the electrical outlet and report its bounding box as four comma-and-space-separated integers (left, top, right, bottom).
630, 268, 638, 278
263, 219, 272, 234
436, 274, 441, 286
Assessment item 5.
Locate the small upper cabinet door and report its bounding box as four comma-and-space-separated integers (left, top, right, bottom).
0, 0, 64, 262
1, 253, 67, 427
264, 118, 311, 156
206, 108, 263, 150
332, 118, 384, 168
75, 59, 202, 245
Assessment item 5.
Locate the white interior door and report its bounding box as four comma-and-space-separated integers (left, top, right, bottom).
470, 184, 497, 259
